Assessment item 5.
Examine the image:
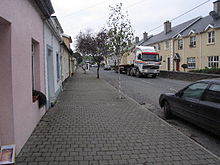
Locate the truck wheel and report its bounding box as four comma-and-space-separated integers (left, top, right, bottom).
127, 69, 130, 76
136, 70, 141, 78
152, 74, 156, 78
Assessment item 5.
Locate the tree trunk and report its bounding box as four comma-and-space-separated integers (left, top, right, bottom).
117, 57, 122, 99
97, 63, 100, 79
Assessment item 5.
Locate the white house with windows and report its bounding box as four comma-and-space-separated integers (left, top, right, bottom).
44, 16, 63, 107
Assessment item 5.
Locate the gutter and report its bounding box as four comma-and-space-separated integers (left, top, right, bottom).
34, 0, 55, 18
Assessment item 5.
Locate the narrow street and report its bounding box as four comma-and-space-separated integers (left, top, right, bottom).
98, 68, 220, 157
16, 69, 220, 165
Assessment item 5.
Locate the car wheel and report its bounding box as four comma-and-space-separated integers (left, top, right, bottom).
162, 101, 172, 119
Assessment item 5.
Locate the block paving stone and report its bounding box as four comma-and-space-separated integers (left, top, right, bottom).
16, 70, 220, 164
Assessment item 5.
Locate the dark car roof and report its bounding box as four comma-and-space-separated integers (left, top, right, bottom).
197, 78, 220, 84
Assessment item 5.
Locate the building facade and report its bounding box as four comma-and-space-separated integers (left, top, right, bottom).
44, 16, 63, 107
0, 0, 54, 153
141, 0, 220, 72
61, 34, 74, 82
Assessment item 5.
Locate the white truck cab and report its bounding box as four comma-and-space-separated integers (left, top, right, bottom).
132, 46, 161, 78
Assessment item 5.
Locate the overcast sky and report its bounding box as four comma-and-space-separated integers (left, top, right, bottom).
50, 0, 214, 49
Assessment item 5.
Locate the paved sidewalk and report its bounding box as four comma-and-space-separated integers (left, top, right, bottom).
16, 70, 220, 165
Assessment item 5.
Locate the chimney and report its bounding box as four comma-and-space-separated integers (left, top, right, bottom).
164, 21, 171, 34
209, 0, 220, 20
143, 32, 148, 41
214, 0, 220, 15
135, 36, 139, 44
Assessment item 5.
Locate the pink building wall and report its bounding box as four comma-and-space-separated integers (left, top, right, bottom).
0, 0, 46, 153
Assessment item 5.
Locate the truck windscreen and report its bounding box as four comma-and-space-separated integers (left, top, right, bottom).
142, 53, 159, 62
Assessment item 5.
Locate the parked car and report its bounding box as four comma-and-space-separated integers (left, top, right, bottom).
159, 78, 220, 136
104, 65, 111, 70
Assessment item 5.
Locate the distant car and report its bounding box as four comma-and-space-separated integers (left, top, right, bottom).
104, 65, 111, 70
91, 64, 98, 67
159, 78, 220, 136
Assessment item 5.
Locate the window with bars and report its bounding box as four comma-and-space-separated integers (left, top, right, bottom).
189, 36, 196, 47
178, 39, 183, 50
208, 56, 219, 68
187, 57, 196, 69
208, 31, 215, 44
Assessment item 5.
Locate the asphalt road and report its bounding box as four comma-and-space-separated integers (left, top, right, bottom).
95, 68, 220, 157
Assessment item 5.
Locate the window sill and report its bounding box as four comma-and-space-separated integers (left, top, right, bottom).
189, 46, 196, 48
207, 42, 215, 46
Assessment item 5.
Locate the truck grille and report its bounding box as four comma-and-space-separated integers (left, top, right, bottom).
143, 65, 159, 69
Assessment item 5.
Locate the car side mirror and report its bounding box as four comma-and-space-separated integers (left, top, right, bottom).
176, 90, 183, 97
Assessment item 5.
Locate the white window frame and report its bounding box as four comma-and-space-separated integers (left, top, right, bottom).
208, 56, 219, 68
187, 57, 196, 69
178, 39, 183, 50
208, 31, 215, 44
164, 40, 169, 50
189, 36, 196, 47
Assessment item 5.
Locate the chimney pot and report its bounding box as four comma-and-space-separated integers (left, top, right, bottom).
143, 32, 148, 41
135, 36, 139, 44
214, 0, 220, 16
164, 21, 171, 34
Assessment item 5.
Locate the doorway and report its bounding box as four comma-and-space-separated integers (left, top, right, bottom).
176, 60, 180, 71
46, 47, 54, 108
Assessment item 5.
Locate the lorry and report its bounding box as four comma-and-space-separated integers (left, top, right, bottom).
117, 46, 161, 78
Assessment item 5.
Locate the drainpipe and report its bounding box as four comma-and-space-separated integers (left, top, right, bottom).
200, 33, 202, 69
170, 39, 174, 71
43, 19, 48, 110
183, 38, 185, 70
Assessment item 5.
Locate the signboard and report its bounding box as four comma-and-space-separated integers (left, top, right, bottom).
0, 145, 16, 164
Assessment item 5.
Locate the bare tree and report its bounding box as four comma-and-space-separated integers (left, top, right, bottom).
75, 29, 109, 78
95, 29, 109, 78
107, 3, 134, 98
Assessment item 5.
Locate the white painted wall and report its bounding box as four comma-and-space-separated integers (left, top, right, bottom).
61, 46, 70, 82
44, 22, 62, 106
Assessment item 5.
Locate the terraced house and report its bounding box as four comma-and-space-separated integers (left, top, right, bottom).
0, 0, 76, 154
0, 0, 54, 153
140, 0, 220, 72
